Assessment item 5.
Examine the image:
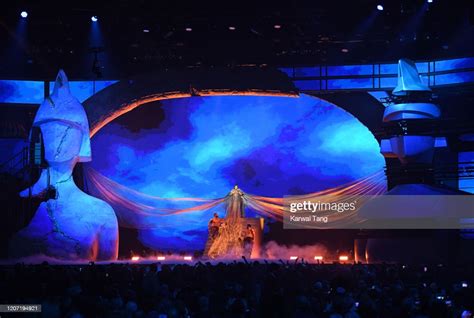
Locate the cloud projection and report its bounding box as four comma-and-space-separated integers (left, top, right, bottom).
90, 94, 384, 251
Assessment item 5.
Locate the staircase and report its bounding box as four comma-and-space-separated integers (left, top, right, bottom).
0, 146, 35, 258
0, 146, 29, 182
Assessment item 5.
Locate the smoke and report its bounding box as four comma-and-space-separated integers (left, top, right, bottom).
1, 242, 329, 265
0, 254, 91, 265
261, 241, 328, 261
0, 254, 195, 265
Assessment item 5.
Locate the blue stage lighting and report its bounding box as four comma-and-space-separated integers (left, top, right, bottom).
427, 0, 433, 2
377, 4, 384, 11
91, 16, 98, 22
20, 11, 28, 18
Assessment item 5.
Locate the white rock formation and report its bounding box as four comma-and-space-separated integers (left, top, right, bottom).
9, 70, 119, 261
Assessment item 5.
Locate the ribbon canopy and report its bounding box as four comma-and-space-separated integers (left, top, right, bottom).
85, 167, 387, 229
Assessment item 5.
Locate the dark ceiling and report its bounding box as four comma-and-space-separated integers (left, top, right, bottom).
1, 0, 473, 79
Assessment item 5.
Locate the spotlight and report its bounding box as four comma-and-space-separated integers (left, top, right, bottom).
143, 29, 150, 33
341, 48, 349, 53
228, 26, 236, 31
131, 256, 140, 261
185, 27, 192, 32
20, 11, 28, 18
377, 4, 384, 11
183, 256, 192, 261
339, 255, 349, 262
157, 256, 166, 261
427, 0, 433, 2
289, 256, 298, 260
91, 16, 98, 22
314, 256, 323, 261
274, 24, 281, 29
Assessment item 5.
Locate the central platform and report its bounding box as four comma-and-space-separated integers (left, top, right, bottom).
204, 217, 264, 259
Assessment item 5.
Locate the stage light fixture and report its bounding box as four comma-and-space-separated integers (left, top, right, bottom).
339, 255, 349, 262
185, 27, 192, 32
314, 256, 323, 261
427, 0, 433, 2
20, 11, 28, 18
183, 256, 192, 261
274, 24, 281, 29
341, 48, 349, 53
289, 256, 298, 260
157, 256, 166, 261
131, 256, 140, 261
143, 29, 150, 33
228, 26, 236, 31
377, 4, 384, 11
91, 16, 98, 22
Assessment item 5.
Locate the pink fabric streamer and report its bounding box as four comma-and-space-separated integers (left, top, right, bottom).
84, 167, 387, 228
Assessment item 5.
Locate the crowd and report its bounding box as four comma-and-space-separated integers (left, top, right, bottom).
1, 260, 474, 318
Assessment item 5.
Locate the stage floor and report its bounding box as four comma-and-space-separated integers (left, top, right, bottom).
0, 255, 343, 266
